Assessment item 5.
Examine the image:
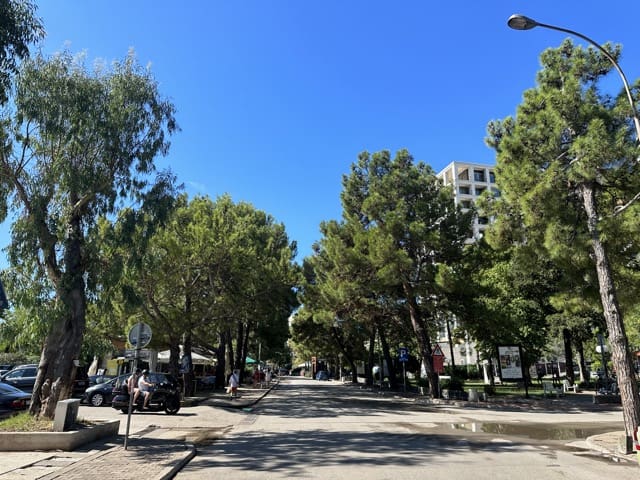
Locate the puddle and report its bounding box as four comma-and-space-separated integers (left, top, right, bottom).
443, 421, 622, 441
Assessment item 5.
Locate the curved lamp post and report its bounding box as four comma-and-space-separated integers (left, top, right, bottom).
507, 14, 640, 143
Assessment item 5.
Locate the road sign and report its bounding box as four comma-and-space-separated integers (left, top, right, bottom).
432, 344, 444, 357
399, 347, 408, 362
128, 322, 152, 349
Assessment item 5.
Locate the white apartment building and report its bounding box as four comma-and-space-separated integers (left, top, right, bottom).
435, 161, 497, 372
436, 161, 497, 241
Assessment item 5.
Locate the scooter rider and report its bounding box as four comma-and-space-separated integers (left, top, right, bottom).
128, 368, 141, 397
136, 370, 155, 409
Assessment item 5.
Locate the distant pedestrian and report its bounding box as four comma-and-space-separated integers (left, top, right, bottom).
228, 369, 240, 398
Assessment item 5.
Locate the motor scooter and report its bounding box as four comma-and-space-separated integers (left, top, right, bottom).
111, 380, 181, 415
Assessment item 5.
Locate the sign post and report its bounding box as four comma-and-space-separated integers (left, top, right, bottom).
124, 322, 152, 450
399, 347, 408, 393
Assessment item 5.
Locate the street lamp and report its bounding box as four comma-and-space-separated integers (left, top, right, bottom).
507, 14, 640, 143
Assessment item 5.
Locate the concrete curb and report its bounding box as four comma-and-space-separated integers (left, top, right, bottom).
157, 443, 197, 480
0, 419, 120, 451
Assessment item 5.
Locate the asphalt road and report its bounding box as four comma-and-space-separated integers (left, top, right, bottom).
135, 377, 638, 480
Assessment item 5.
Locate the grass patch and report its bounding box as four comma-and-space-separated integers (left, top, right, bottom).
0, 412, 54, 432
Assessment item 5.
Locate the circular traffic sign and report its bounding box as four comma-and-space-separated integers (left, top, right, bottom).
128, 322, 152, 349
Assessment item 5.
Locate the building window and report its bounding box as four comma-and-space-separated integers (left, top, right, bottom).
457, 168, 469, 181
478, 216, 489, 225
461, 200, 472, 209
489, 171, 496, 183
459, 186, 470, 195
475, 186, 486, 195
473, 169, 486, 182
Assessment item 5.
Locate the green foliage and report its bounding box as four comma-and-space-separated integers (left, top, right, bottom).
299, 149, 473, 393
106, 193, 299, 369
0, 45, 178, 416
0, 0, 44, 104
440, 376, 464, 391
485, 39, 640, 430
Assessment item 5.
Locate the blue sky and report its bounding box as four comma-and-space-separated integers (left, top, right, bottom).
4, 1, 640, 264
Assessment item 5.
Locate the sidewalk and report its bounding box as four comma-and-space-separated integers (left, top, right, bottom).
0, 383, 274, 480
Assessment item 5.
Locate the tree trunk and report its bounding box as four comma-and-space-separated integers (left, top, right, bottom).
446, 316, 456, 369
182, 333, 194, 397
366, 329, 375, 386
581, 183, 640, 443
30, 217, 87, 419
378, 321, 397, 389
404, 286, 437, 397
167, 341, 180, 377
563, 328, 575, 385
576, 340, 587, 384
224, 329, 234, 381
213, 334, 227, 388
235, 320, 245, 380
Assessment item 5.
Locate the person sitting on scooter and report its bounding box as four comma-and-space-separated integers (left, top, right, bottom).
137, 370, 155, 409
128, 368, 141, 397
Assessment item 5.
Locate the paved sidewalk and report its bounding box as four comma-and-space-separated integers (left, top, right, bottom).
0, 384, 274, 480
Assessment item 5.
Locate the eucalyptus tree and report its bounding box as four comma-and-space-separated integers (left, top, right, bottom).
0, 0, 43, 104
0, 50, 177, 417
339, 149, 472, 395
486, 39, 640, 440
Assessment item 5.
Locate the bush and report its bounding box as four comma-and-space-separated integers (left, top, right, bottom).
441, 376, 464, 391
444, 365, 480, 380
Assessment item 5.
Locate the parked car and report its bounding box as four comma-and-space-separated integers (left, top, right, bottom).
0, 364, 38, 392
72, 366, 90, 397
88, 374, 115, 386
83, 374, 129, 407
0, 382, 31, 417
315, 370, 329, 381
0, 364, 14, 377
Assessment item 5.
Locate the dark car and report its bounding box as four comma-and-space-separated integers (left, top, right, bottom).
83, 374, 128, 407
315, 370, 329, 381
69, 365, 91, 397
88, 374, 115, 386
0, 364, 38, 392
0, 364, 14, 377
0, 382, 31, 417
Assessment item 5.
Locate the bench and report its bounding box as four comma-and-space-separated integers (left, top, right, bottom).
562, 379, 578, 393
542, 381, 563, 398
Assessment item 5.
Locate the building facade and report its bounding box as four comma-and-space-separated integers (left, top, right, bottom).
435, 161, 497, 371
436, 161, 497, 242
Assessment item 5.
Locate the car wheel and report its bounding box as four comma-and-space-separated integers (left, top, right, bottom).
89, 392, 105, 407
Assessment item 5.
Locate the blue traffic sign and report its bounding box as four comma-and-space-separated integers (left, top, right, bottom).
399, 347, 408, 362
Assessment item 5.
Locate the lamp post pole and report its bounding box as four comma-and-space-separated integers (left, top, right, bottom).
507, 14, 640, 143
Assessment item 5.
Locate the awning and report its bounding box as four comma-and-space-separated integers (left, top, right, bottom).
157, 349, 213, 365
